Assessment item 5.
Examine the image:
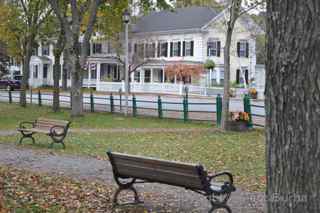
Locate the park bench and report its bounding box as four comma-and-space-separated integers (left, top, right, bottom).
107, 151, 236, 213
17, 118, 71, 149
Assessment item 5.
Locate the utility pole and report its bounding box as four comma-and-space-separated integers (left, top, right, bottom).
123, 9, 130, 116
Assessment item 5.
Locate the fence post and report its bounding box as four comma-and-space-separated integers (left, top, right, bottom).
38, 90, 42, 106
244, 94, 253, 128
119, 89, 122, 112
8, 89, 12, 104
216, 94, 222, 127
110, 93, 114, 113
70, 91, 72, 109
183, 97, 188, 122
132, 94, 137, 117
158, 96, 163, 119
90, 90, 94, 112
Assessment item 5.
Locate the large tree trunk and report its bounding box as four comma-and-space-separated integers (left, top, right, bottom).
221, 26, 233, 130
20, 41, 32, 107
53, 57, 61, 112
62, 48, 69, 90
266, 1, 320, 212
68, 40, 83, 117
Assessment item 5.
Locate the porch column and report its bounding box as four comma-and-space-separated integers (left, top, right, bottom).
97, 63, 101, 91
88, 63, 91, 88
150, 68, 154, 83
174, 75, 177, 84
217, 69, 221, 85
209, 69, 212, 86
162, 68, 165, 83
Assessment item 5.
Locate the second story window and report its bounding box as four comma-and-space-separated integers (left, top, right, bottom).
145, 43, 155, 58
42, 44, 50, 56
32, 46, 39, 56
183, 41, 194, 56
207, 39, 221, 57
157, 41, 168, 57
170, 41, 181, 57
92, 43, 102, 54
134, 43, 145, 58
237, 40, 249, 58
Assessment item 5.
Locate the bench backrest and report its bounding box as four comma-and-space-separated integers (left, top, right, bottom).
35, 118, 70, 130
107, 152, 210, 191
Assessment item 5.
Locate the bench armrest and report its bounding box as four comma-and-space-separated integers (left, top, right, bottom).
50, 125, 66, 137
19, 121, 35, 129
208, 172, 234, 185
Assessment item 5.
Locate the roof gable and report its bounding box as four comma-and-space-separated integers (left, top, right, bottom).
132, 7, 218, 34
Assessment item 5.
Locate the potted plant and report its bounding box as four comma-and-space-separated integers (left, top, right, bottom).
227, 111, 250, 131
248, 88, 258, 99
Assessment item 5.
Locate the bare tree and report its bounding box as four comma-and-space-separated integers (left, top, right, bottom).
221, 0, 265, 130
48, 0, 102, 116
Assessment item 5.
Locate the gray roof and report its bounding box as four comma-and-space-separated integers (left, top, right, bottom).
132, 7, 218, 33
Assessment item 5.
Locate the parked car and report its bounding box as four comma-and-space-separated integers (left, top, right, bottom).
0, 75, 21, 91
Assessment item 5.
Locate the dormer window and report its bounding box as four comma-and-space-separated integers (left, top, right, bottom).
207, 39, 220, 57
237, 40, 249, 58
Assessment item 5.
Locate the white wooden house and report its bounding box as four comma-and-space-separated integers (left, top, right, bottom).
28, 6, 262, 95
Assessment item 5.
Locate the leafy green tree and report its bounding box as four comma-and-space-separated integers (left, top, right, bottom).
0, 0, 52, 107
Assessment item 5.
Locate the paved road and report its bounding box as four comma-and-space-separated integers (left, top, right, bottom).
0, 90, 265, 124
0, 143, 265, 212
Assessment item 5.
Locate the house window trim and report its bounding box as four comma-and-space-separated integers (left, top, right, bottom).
237, 40, 249, 58
183, 40, 194, 57
207, 39, 221, 57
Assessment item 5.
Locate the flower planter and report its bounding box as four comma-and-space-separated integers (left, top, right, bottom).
250, 93, 258, 99
227, 121, 249, 131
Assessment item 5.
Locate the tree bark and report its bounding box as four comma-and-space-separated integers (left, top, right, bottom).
20, 40, 32, 107
221, 0, 241, 130
266, 1, 320, 212
62, 48, 69, 90
222, 26, 233, 130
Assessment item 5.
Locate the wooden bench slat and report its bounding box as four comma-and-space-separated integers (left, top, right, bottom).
116, 164, 204, 190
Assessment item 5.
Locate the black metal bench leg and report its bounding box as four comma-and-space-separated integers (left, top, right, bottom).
208, 200, 232, 213
50, 136, 66, 149
112, 186, 142, 207
18, 132, 35, 145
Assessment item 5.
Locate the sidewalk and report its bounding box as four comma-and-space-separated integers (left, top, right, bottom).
0, 143, 265, 212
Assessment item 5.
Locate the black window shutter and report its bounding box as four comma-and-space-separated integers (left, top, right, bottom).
134, 43, 137, 54
191, 41, 194, 56
164, 42, 168, 57
207, 42, 210, 56
170, 42, 173, 57
246, 42, 249, 58
183, 41, 186, 56
237, 42, 240, 57
236, 69, 240, 84
157, 42, 160, 57
178, 42, 181, 56
217, 41, 221, 57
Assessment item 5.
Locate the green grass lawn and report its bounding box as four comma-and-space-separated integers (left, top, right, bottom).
0, 103, 211, 130
0, 102, 266, 191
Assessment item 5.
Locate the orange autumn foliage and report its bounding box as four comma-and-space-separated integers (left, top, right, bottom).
164, 63, 204, 80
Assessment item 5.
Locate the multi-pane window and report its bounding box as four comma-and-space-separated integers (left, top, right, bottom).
92, 43, 102, 54
158, 41, 168, 57
207, 39, 221, 57
183, 41, 194, 56
237, 40, 249, 57
146, 43, 155, 58
144, 69, 151, 83
43, 64, 48, 79
33, 65, 38, 79
170, 41, 181, 57
42, 44, 50, 56
134, 71, 140, 82
135, 43, 145, 58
